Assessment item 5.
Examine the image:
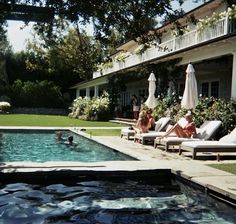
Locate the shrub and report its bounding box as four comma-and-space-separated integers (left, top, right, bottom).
69, 92, 110, 121
153, 94, 184, 123
0, 101, 11, 113
152, 95, 236, 138
193, 97, 236, 137
10, 80, 65, 108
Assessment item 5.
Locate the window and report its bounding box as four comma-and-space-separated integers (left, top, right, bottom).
211, 81, 219, 98
201, 82, 209, 97
120, 92, 130, 106
201, 81, 219, 98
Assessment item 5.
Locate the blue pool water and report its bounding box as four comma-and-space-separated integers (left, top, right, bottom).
0, 131, 135, 162
0, 176, 235, 223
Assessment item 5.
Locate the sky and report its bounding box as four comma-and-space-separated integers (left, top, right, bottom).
7, 0, 205, 52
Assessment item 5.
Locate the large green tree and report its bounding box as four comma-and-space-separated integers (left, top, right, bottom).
1, 0, 186, 44
0, 18, 11, 85
25, 20, 102, 91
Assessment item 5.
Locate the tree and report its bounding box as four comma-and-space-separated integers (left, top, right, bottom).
1, 0, 186, 44
0, 18, 12, 85
5, 51, 42, 84
25, 20, 102, 91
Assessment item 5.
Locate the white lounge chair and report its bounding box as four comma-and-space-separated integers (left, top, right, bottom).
154, 120, 222, 151
121, 117, 171, 140
180, 127, 236, 159
134, 117, 187, 145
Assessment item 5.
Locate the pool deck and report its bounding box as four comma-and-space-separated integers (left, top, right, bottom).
0, 126, 236, 204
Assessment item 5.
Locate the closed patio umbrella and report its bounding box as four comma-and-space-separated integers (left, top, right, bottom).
144, 72, 158, 109
181, 63, 198, 110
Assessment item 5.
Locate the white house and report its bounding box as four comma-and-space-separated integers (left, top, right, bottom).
71, 0, 236, 114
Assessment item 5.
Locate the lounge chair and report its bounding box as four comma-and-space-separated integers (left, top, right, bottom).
134, 117, 187, 145
154, 120, 222, 151
179, 127, 236, 159
121, 117, 171, 140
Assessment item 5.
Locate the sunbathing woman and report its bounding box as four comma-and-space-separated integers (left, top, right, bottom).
133, 110, 149, 134
161, 113, 197, 138
146, 108, 156, 131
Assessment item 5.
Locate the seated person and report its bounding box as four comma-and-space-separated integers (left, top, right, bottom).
160, 112, 196, 138
133, 110, 149, 134
146, 108, 155, 131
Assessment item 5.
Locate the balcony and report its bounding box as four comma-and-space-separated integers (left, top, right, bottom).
93, 17, 229, 79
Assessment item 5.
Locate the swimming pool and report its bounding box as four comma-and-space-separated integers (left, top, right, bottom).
0, 173, 235, 224
0, 130, 135, 162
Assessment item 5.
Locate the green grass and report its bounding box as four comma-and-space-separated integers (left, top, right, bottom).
0, 114, 123, 127
83, 129, 121, 136
209, 164, 236, 175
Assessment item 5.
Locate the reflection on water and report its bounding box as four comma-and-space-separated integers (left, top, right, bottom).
0, 178, 235, 224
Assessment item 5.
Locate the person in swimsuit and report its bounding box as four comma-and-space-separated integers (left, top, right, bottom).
146, 108, 156, 131
161, 112, 197, 138
133, 110, 149, 134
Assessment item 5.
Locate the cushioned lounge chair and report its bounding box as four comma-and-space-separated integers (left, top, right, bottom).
134, 117, 187, 145
154, 120, 222, 151
121, 117, 171, 140
179, 127, 236, 159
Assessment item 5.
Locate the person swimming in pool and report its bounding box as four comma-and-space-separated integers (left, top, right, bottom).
67, 135, 74, 145
56, 131, 64, 141
64, 135, 78, 146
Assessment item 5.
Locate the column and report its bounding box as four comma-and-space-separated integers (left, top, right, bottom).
231, 52, 236, 100
76, 89, 80, 98
86, 87, 90, 98
94, 85, 99, 97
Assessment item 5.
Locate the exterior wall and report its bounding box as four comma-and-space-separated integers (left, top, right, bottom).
119, 56, 232, 112
116, 40, 138, 52
118, 79, 149, 117
193, 56, 232, 99
120, 80, 148, 107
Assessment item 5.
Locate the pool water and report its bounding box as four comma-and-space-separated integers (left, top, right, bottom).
0, 131, 135, 162
0, 177, 235, 224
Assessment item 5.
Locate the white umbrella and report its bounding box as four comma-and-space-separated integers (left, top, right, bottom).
144, 72, 158, 109
181, 63, 198, 110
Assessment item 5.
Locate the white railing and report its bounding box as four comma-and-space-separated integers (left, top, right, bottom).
93, 17, 228, 79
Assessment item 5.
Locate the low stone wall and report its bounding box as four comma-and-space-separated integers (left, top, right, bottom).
11, 107, 68, 115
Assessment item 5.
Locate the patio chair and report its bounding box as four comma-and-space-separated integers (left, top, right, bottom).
121, 117, 171, 140
134, 117, 187, 145
154, 120, 222, 151
179, 127, 236, 159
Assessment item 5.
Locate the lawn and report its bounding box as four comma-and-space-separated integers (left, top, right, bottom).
0, 114, 124, 127
209, 163, 236, 175
83, 129, 121, 136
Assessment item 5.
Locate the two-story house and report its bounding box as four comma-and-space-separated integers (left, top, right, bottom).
71, 0, 236, 115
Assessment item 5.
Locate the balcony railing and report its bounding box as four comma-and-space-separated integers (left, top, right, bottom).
93, 17, 228, 79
